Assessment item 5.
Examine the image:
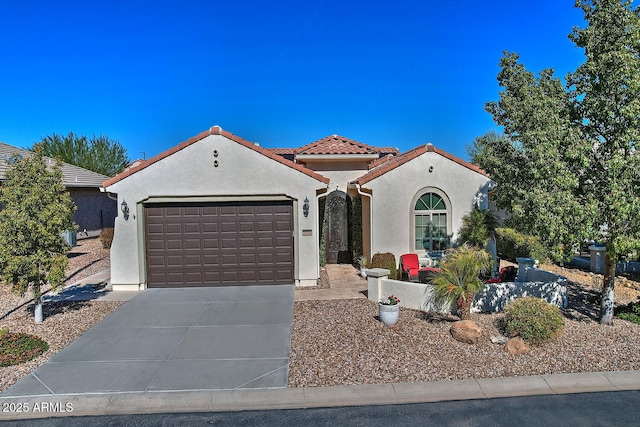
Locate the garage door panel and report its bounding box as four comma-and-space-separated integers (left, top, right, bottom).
221, 238, 237, 249
203, 239, 219, 249
184, 222, 200, 233
183, 207, 200, 216
239, 237, 256, 248
221, 253, 237, 265
184, 239, 201, 249
166, 224, 182, 234
184, 255, 202, 266
203, 254, 219, 265
167, 239, 182, 250
257, 222, 274, 231
145, 201, 293, 288
167, 256, 183, 266
164, 207, 183, 217
239, 222, 255, 232
203, 223, 218, 232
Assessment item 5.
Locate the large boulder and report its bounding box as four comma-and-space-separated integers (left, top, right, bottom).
450, 320, 483, 344
505, 337, 530, 355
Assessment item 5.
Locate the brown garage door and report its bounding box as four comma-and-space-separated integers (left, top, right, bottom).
144, 201, 294, 287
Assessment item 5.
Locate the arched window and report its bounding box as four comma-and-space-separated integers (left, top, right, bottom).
414, 192, 448, 251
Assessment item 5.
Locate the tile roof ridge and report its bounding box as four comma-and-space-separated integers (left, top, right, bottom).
297, 134, 380, 154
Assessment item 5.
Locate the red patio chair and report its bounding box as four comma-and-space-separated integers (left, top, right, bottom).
400, 253, 430, 282
486, 266, 518, 283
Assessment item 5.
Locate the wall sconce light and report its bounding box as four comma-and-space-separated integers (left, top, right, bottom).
303, 197, 309, 218
121, 200, 130, 220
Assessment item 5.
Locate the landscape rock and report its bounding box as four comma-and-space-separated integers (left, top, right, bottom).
490, 335, 508, 345
450, 320, 483, 344
505, 337, 530, 355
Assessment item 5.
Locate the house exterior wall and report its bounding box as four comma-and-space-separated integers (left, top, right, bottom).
105, 134, 327, 290
69, 188, 117, 237
302, 161, 370, 192
362, 151, 491, 265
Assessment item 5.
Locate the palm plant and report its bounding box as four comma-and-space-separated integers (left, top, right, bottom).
430, 244, 493, 320
458, 206, 498, 248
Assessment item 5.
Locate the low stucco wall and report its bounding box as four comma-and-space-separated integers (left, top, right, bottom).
367, 267, 568, 314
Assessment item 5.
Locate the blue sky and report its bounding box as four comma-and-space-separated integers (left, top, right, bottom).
0, 1, 586, 163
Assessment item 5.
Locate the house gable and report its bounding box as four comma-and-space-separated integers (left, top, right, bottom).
353, 143, 487, 186
103, 126, 329, 189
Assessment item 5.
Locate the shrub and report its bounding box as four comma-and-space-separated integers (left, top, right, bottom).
0, 333, 49, 367
503, 297, 565, 345
615, 300, 640, 324
496, 228, 547, 262
100, 227, 114, 249
370, 252, 398, 280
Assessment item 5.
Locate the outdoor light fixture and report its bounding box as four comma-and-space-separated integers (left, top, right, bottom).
303, 197, 309, 218
121, 200, 130, 220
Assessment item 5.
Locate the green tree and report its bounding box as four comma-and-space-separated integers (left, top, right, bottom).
476, 0, 640, 325
32, 132, 130, 177
0, 151, 77, 322
430, 244, 493, 320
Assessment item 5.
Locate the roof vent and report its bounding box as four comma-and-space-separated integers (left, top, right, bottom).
254, 142, 260, 146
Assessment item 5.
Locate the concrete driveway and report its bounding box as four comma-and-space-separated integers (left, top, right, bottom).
4, 285, 295, 396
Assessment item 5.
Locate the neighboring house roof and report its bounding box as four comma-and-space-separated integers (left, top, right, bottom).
353, 143, 488, 185
0, 141, 109, 188
102, 126, 331, 188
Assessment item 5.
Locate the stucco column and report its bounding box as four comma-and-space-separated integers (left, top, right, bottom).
366, 268, 390, 303
516, 257, 535, 282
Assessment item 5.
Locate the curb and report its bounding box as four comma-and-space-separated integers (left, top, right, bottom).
1, 371, 639, 420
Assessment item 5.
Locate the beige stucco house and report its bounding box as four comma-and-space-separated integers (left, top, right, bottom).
102, 126, 491, 290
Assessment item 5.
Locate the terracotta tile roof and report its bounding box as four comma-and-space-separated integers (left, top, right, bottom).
378, 147, 400, 156
353, 143, 487, 186
267, 148, 296, 155
297, 135, 380, 155
102, 126, 330, 188
368, 154, 396, 170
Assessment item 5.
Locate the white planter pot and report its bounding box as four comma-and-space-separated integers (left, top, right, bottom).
379, 303, 399, 325
360, 268, 367, 278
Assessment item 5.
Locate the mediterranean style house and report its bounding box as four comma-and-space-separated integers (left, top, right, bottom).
102, 126, 491, 290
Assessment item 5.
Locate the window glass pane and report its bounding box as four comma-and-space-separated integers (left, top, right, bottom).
433, 197, 445, 210
415, 196, 428, 210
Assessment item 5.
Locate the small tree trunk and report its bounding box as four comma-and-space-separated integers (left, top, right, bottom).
600, 252, 616, 325
456, 293, 473, 320
34, 298, 43, 324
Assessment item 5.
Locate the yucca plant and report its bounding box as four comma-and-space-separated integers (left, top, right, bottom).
430, 244, 493, 320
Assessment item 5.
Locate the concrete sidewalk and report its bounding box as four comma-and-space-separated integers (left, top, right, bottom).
1, 370, 639, 419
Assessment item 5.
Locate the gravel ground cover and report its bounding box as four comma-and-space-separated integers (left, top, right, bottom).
2, 241, 640, 393
0, 238, 121, 392
288, 263, 640, 387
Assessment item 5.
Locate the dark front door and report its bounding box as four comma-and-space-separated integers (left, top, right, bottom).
325, 190, 352, 264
